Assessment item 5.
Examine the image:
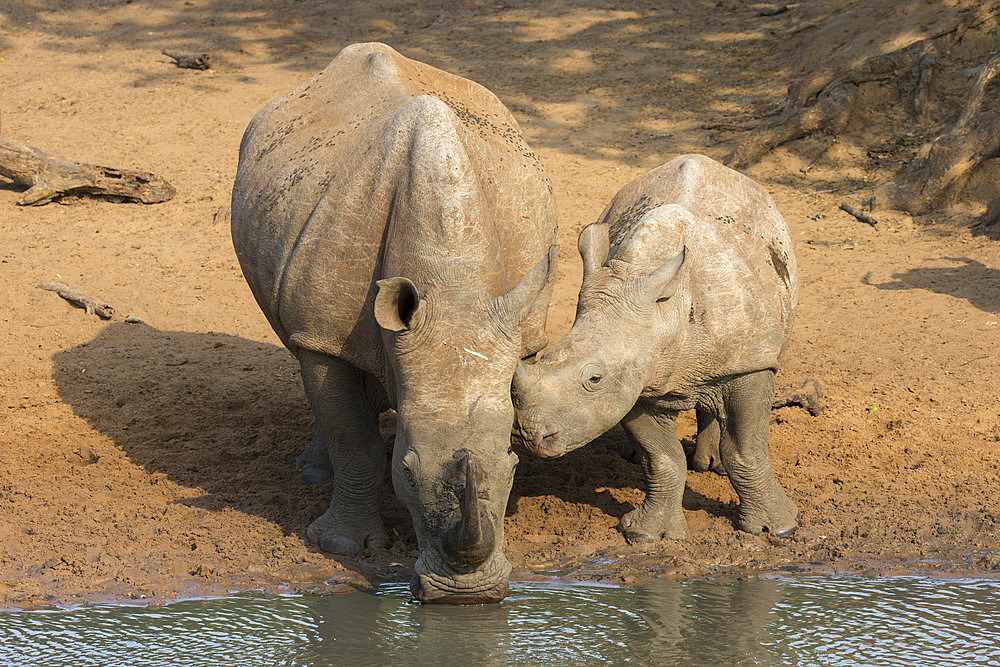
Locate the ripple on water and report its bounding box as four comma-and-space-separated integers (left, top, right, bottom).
1, 577, 999, 666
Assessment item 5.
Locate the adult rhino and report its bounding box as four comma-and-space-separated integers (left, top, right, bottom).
512, 154, 798, 542
231, 43, 557, 604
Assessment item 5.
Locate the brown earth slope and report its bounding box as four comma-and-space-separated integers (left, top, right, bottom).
1, 0, 998, 608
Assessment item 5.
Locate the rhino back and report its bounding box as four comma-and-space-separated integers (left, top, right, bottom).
231, 43, 555, 376
601, 154, 797, 385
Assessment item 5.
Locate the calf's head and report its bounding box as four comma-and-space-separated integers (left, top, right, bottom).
513, 209, 687, 459
374, 247, 555, 603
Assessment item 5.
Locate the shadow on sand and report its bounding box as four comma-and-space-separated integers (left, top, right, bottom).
862, 257, 1000, 314
52, 322, 736, 572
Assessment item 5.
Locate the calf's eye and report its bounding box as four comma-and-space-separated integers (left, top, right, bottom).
581, 363, 606, 392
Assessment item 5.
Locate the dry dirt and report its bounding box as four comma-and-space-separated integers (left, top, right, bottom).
2, 0, 999, 609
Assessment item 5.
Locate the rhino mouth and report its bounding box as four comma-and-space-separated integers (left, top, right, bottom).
411, 550, 512, 604
511, 420, 564, 459
535, 433, 563, 458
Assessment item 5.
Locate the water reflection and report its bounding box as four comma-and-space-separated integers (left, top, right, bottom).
2, 577, 999, 666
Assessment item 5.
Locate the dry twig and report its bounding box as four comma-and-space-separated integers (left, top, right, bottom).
839, 203, 878, 227
162, 51, 212, 70
39, 281, 114, 319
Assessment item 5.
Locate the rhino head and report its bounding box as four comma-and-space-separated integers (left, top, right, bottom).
375, 247, 556, 603
512, 215, 686, 459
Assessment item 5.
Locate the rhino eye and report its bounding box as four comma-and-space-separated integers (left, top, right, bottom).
581, 364, 605, 392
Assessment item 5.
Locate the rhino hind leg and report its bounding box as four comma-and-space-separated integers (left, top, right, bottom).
690, 409, 726, 475
298, 350, 390, 555
719, 370, 799, 537
295, 428, 334, 484
617, 405, 689, 543
620, 409, 725, 475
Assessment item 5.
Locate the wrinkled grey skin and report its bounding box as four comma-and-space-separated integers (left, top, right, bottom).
512, 154, 798, 541
231, 43, 557, 603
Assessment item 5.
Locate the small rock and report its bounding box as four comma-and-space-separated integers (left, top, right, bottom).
124, 314, 144, 324
73, 446, 99, 464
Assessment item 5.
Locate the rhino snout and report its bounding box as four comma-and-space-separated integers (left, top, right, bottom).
411, 550, 511, 604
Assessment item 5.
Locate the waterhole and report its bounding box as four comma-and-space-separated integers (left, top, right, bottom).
2, 576, 998, 666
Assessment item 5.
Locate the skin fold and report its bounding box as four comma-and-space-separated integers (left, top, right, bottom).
231, 43, 557, 603
512, 154, 799, 542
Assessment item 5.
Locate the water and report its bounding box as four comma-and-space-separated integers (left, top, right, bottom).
2, 577, 999, 666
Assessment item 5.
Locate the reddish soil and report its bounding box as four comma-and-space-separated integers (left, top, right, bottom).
2, 0, 999, 609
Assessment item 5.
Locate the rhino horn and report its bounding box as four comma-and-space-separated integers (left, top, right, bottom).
512, 358, 539, 395
444, 452, 494, 570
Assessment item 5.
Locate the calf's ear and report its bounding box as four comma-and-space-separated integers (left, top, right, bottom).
640, 246, 687, 302
578, 223, 610, 282
495, 244, 558, 323
374, 277, 423, 331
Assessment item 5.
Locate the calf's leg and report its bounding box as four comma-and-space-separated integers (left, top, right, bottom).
691, 408, 725, 474
618, 405, 689, 542
719, 370, 798, 536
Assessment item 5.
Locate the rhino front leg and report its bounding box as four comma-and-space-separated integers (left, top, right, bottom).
719, 370, 798, 536
691, 409, 725, 475
298, 350, 389, 555
617, 404, 688, 542
295, 428, 334, 484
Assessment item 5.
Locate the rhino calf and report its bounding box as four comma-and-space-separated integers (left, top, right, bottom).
512, 154, 799, 541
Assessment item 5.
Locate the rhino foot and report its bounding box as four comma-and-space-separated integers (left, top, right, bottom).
307, 507, 389, 555
296, 428, 334, 484
691, 451, 726, 476
619, 504, 687, 543
619, 442, 640, 464
736, 489, 799, 537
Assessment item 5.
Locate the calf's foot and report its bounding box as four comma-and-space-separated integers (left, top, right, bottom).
735, 485, 799, 537
620, 503, 688, 543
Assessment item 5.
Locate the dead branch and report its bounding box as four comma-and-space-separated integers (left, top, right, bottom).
772, 379, 824, 416
877, 110, 1000, 214
759, 6, 789, 17
913, 55, 936, 119
0, 119, 175, 206
725, 2, 1000, 173
725, 84, 857, 170
162, 51, 212, 70
839, 203, 878, 227
954, 53, 1000, 131
39, 281, 114, 319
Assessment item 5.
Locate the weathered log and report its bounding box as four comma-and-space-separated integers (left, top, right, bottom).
772, 379, 824, 416
0, 116, 175, 206
39, 281, 114, 319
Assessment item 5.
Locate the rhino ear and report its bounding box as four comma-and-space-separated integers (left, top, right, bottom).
374, 277, 423, 331
578, 223, 610, 283
495, 245, 558, 323
640, 246, 687, 302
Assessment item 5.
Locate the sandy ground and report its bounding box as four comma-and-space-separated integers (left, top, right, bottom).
2, 0, 999, 609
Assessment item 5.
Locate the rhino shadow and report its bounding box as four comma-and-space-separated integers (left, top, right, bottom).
509, 429, 736, 527
862, 257, 1000, 314
50, 322, 412, 561
52, 322, 733, 568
